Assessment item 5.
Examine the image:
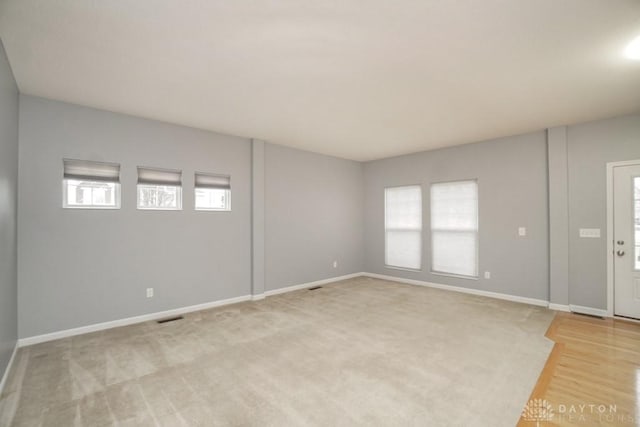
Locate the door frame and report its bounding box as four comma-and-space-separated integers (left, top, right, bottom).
606, 159, 640, 317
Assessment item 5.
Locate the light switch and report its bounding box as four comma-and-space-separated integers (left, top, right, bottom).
518, 227, 526, 237
579, 228, 601, 238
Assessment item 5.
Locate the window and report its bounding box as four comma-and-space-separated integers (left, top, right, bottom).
137, 167, 182, 210
385, 185, 422, 270
195, 173, 231, 211
430, 180, 478, 278
63, 159, 121, 209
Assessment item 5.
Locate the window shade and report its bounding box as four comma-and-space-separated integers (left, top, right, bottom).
137, 167, 182, 186
430, 180, 478, 277
385, 185, 422, 270
63, 159, 120, 183
194, 173, 230, 189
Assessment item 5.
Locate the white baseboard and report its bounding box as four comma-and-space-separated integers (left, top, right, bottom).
363, 272, 550, 308
18, 294, 252, 347
548, 303, 571, 312
264, 272, 365, 297
18, 273, 363, 347
17, 272, 606, 348
18, 273, 365, 347
0, 342, 18, 397
569, 304, 609, 317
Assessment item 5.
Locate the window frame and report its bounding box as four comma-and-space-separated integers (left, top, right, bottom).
136, 166, 183, 211
62, 159, 121, 210
194, 172, 232, 212
429, 179, 479, 279
384, 184, 423, 271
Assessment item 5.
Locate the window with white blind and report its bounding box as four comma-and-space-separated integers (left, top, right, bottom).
63, 159, 121, 209
195, 173, 231, 211
430, 180, 478, 278
385, 185, 422, 270
137, 167, 182, 210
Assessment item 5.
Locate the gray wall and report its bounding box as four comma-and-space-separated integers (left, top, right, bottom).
0, 39, 19, 379
264, 143, 364, 291
565, 113, 640, 309
12, 89, 640, 340
547, 127, 570, 306
18, 96, 252, 338
17, 96, 367, 338
364, 132, 550, 301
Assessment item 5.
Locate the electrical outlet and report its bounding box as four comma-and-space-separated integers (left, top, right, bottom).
518, 227, 526, 237
146, 288, 154, 298
333, 260, 338, 268
484, 271, 491, 279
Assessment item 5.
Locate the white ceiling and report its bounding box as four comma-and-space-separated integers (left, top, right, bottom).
1, 1, 639, 161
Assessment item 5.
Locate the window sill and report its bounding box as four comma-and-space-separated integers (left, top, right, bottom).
431, 271, 478, 281
384, 265, 422, 273
63, 206, 120, 210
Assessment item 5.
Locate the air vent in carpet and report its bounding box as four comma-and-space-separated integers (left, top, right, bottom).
157, 316, 184, 324
308, 286, 323, 291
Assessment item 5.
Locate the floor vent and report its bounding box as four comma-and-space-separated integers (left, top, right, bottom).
157, 316, 184, 324
308, 286, 323, 291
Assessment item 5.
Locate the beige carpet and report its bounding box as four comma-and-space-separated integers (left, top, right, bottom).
0, 277, 554, 426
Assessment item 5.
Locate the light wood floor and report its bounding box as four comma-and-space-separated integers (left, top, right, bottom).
518, 312, 640, 426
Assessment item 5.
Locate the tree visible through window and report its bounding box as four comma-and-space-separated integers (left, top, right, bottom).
67, 180, 116, 206
137, 185, 180, 210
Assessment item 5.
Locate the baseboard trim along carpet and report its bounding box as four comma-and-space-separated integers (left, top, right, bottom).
263, 272, 365, 297
0, 343, 18, 397
365, 273, 612, 317
364, 272, 550, 307
548, 303, 571, 312
18, 294, 253, 347
17, 272, 366, 347
16, 271, 609, 348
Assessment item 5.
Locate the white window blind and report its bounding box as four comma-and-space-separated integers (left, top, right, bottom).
194, 173, 230, 189
385, 185, 422, 270
137, 167, 182, 186
64, 159, 120, 183
430, 180, 478, 277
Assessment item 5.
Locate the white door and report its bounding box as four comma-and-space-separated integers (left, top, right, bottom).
613, 164, 640, 319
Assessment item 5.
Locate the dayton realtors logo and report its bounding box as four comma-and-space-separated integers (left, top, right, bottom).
522, 399, 633, 425
522, 399, 554, 426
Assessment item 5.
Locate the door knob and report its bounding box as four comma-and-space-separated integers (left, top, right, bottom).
617, 250, 625, 256
617, 240, 624, 245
